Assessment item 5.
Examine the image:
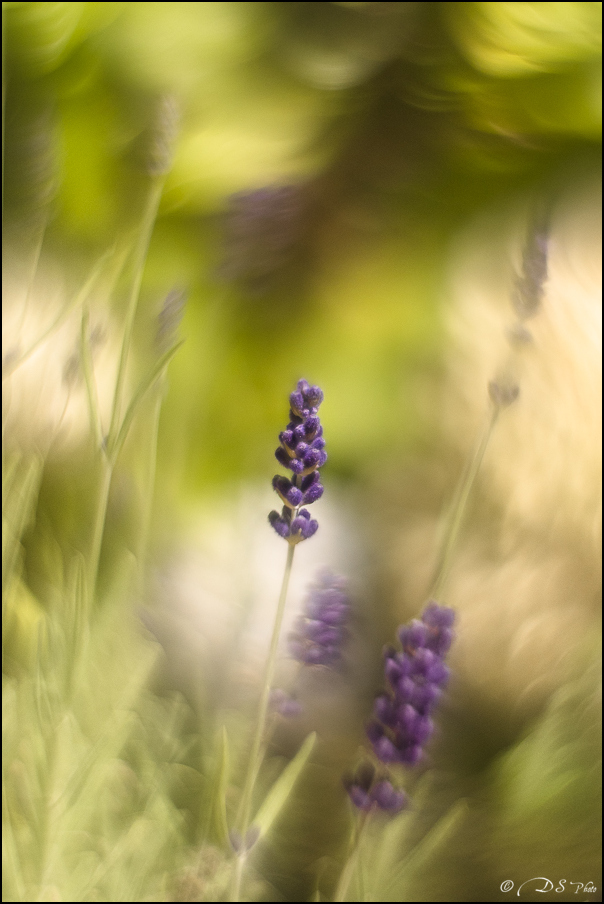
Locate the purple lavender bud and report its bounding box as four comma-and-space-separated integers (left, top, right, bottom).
374, 694, 396, 727
344, 763, 406, 817
272, 475, 304, 508
347, 785, 373, 811
422, 602, 455, 629
412, 714, 433, 745
305, 385, 324, 407
426, 627, 454, 658
279, 429, 296, 450
300, 518, 319, 540
396, 675, 416, 701
268, 510, 290, 539
372, 735, 399, 763
371, 781, 408, 814
302, 481, 324, 505
398, 620, 428, 652
295, 442, 310, 458
397, 743, 423, 767
293, 424, 307, 443
302, 447, 321, 470
410, 682, 441, 714
303, 416, 321, 439
305, 622, 341, 645
297, 378, 310, 395
291, 513, 319, 541
290, 390, 305, 416
315, 604, 346, 626
300, 470, 320, 490
396, 702, 417, 734
302, 646, 326, 665
275, 447, 292, 469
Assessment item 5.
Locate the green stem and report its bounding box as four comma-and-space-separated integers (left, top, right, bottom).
108, 177, 164, 449
88, 456, 113, 604
230, 542, 296, 902
80, 306, 104, 449
136, 384, 163, 580
430, 405, 499, 601
87, 177, 164, 602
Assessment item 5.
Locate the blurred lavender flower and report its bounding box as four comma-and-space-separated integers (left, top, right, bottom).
269, 688, 303, 718
218, 185, 306, 291
512, 220, 549, 321
147, 94, 180, 177
488, 378, 520, 409
366, 601, 455, 767
288, 569, 349, 667
269, 379, 326, 545
343, 762, 408, 815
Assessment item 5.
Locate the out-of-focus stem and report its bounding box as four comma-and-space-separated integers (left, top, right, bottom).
89, 176, 164, 602
88, 456, 113, 604
230, 542, 296, 902
431, 405, 499, 600
136, 385, 163, 581
80, 307, 103, 450
108, 177, 164, 449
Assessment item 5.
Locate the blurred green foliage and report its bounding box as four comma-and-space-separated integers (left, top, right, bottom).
3, 3, 601, 902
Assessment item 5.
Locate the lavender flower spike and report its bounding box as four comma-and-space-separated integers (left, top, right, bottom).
289, 569, 349, 668
367, 601, 455, 767
269, 379, 326, 544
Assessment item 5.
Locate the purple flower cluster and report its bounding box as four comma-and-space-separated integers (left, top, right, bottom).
344, 762, 407, 815
288, 570, 349, 667
218, 185, 306, 291
269, 379, 326, 545
367, 602, 455, 767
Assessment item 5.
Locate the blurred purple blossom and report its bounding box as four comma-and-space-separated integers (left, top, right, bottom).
343, 762, 408, 815
367, 601, 455, 767
288, 569, 349, 668
218, 185, 307, 291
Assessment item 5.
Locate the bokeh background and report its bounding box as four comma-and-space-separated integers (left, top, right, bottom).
2, 3, 601, 902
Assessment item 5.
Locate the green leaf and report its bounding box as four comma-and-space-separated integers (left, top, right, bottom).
383, 799, 469, 899
252, 731, 316, 841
